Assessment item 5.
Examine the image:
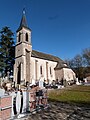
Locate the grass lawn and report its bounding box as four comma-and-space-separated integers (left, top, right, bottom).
48, 85, 90, 104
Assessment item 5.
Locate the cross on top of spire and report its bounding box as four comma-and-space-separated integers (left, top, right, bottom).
20, 8, 28, 28
23, 8, 25, 15
17, 8, 31, 32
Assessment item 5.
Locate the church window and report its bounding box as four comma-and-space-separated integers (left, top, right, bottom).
40, 66, 42, 75
18, 33, 21, 42
17, 63, 21, 84
50, 67, 52, 75
26, 33, 28, 42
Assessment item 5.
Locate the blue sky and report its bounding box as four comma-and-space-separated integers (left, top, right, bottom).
0, 0, 90, 60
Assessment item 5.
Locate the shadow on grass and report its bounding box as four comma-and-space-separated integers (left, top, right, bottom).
48, 98, 90, 107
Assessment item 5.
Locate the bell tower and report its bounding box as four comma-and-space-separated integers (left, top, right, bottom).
14, 9, 32, 86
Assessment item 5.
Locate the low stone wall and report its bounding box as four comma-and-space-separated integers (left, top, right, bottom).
0, 95, 12, 120
29, 88, 48, 112
0, 87, 48, 120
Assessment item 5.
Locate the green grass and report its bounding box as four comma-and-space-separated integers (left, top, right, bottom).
48, 85, 90, 104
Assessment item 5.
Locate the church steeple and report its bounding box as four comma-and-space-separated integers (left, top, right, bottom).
17, 9, 31, 32
14, 9, 32, 86
16, 9, 32, 44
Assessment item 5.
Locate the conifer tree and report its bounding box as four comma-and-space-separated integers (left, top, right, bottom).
0, 26, 15, 77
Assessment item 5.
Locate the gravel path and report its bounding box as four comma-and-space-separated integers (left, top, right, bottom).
15, 101, 90, 120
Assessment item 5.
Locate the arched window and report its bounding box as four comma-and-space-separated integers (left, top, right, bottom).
50, 67, 52, 75
40, 66, 42, 75
17, 63, 21, 84
18, 33, 21, 42
26, 33, 28, 42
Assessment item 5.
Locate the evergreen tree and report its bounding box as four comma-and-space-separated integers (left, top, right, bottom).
0, 26, 15, 77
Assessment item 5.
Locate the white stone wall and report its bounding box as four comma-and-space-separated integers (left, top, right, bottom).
55, 69, 64, 81
14, 27, 32, 84
14, 56, 26, 83
63, 68, 76, 81
30, 57, 57, 84
15, 43, 32, 58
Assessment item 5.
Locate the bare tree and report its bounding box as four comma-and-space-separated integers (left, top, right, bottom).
83, 48, 90, 66
65, 54, 85, 80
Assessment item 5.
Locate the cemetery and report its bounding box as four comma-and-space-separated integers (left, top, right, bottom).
0, 7, 90, 120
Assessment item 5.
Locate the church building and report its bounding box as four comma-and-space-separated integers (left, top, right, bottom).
14, 10, 76, 86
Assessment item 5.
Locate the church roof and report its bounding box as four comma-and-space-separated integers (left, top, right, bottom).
17, 9, 31, 32
31, 50, 68, 69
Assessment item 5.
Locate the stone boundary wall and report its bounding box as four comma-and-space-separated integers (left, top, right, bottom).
0, 88, 48, 120
0, 95, 12, 120
29, 89, 47, 113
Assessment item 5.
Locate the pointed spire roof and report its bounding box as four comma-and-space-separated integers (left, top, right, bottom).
17, 9, 31, 32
